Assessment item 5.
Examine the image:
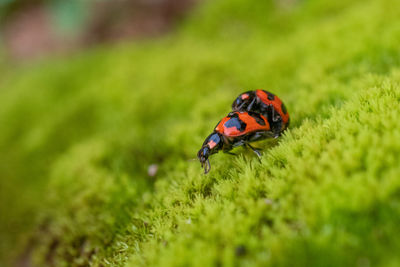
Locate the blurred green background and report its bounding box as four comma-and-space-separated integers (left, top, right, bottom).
1, 0, 400, 266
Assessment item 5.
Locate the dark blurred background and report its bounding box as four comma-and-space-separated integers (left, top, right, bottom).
0, 0, 197, 61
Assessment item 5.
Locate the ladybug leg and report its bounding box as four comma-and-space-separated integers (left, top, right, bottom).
223, 142, 236, 155
223, 144, 237, 155
237, 101, 247, 111
269, 106, 283, 138
246, 97, 257, 112
263, 104, 280, 132
246, 143, 262, 158
272, 121, 282, 138
270, 106, 281, 122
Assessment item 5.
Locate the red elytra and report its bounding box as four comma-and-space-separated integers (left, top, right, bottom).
215, 112, 270, 137
255, 89, 290, 124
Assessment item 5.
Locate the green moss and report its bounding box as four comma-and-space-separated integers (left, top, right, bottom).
1, 0, 400, 266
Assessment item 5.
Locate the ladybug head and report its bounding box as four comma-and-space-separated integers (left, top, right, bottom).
197, 132, 222, 174
197, 146, 211, 174
232, 91, 256, 112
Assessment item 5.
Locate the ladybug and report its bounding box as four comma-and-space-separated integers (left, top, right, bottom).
197, 111, 274, 174
232, 90, 290, 137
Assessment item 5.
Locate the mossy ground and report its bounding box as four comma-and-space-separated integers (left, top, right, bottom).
1, 0, 400, 266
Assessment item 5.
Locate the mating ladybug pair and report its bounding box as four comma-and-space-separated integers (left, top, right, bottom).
197, 90, 290, 174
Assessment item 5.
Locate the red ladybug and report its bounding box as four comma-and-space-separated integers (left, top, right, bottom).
232, 90, 290, 137
197, 111, 274, 174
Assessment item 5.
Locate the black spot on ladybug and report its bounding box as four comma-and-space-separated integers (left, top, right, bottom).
248, 112, 266, 126
224, 117, 247, 132
267, 92, 275, 100
281, 103, 287, 114
263, 90, 275, 100
264, 105, 275, 126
